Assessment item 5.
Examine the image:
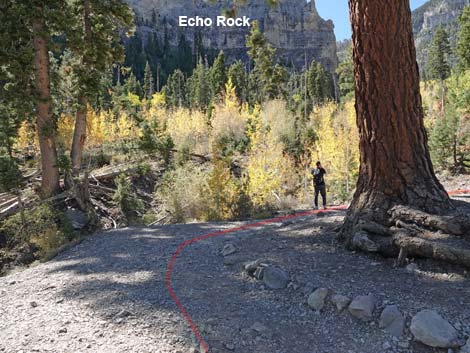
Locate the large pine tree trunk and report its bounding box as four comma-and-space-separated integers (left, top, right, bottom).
32, 14, 60, 198
70, 0, 91, 176
342, 1, 456, 254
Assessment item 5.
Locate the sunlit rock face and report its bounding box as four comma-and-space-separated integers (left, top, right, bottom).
412, 0, 469, 69
126, 0, 338, 72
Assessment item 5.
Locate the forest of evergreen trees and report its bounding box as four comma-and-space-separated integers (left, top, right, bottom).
0, 1, 469, 268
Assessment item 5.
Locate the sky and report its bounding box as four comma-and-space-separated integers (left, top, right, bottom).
315, 0, 430, 40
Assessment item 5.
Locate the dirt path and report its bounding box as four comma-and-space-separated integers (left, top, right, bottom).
1, 207, 470, 353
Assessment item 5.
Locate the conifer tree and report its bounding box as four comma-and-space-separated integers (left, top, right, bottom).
307, 60, 333, 105
227, 60, 248, 102
336, 46, 355, 100
164, 69, 188, 107
457, 6, 470, 71
0, 0, 67, 197
210, 51, 227, 97
188, 58, 211, 110
68, 0, 134, 176
246, 21, 287, 101
426, 24, 452, 82
143, 61, 155, 99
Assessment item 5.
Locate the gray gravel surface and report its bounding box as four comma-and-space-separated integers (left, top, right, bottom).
1, 211, 469, 353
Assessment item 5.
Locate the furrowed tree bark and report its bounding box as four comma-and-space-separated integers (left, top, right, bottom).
70, 0, 91, 176
32, 11, 60, 198
342, 0, 451, 248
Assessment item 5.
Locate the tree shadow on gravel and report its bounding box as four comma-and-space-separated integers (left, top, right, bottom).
45, 212, 470, 353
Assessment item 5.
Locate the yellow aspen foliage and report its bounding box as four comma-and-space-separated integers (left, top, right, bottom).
166, 108, 210, 155
245, 101, 298, 207
210, 79, 247, 146
314, 100, 359, 200
15, 121, 38, 153
56, 114, 75, 150
150, 92, 166, 108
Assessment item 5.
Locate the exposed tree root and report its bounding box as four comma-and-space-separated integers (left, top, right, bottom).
390, 205, 467, 235
347, 202, 470, 269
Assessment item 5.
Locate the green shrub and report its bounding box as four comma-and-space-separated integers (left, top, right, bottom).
113, 175, 144, 224
0, 204, 74, 256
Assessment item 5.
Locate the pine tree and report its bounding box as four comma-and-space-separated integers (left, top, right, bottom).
68, 0, 134, 176
188, 58, 211, 110
125, 73, 144, 97
163, 69, 187, 107
246, 21, 286, 101
210, 51, 227, 97
457, 6, 470, 71
0, 0, 67, 197
426, 24, 452, 82
307, 60, 333, 105
143, 61, 155, 99
336, 46, 355, 100
227, 60, 248, 102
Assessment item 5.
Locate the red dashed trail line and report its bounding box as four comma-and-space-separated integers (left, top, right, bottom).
165, 190, 470, 353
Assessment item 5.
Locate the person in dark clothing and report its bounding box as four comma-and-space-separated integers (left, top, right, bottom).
312, 161, 327, 209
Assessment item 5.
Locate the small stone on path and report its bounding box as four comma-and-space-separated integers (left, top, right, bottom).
251, 322, 268, 334
379, 305, 405, 337
307, 288, 329, 311
348, 294, 375, 321
221, 243, 237, 257
262, 266, 289, 289
331, 294, 351, 312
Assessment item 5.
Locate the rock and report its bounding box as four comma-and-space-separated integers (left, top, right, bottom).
262, 266, 289, 289
410, 310, 461, 348
58, 327, 67, 334
244, 260, 262, 276
224, 342, 235, 351
406, 263, 418, 273
382, 341, 392, 350
397, 340, 409, 348
250, 322, 268, 334
307, 288, 329, 311
379, 305, 405, 337
348, 294, 376, 321
114, 310, 132, 319
65, 209, 88, 230
128, 0, 338, 73
30, 301, 38, 308
461, 338, 470, 353
331, 294, 351, 312
221, 243, 237, 257
253, 267, 264, 280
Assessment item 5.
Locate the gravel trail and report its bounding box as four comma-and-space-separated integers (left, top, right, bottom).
1, 211, 469, 353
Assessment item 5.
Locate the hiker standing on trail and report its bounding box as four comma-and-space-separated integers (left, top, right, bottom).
312, 161, 327, 209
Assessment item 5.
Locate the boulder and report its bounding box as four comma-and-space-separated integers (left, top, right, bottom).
379, 305, 405, 337
307, 288, 329, 311
348, 294, 376, 321
262, 266, 289, 289
410, 310, 461, 348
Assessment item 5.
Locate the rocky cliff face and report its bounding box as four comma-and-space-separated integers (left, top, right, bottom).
126, 0, 338, 72
413, 0, 469, 70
